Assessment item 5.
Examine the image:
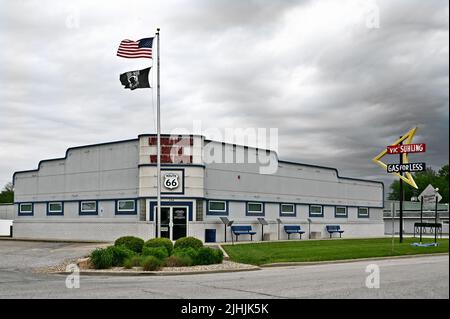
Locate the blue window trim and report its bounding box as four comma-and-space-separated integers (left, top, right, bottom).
279, 203, 296, 217
206, 200, 229, 216
334, 206, 348, 218
246, 201, 265, 216
149, 201, 193, 222
358, 207, 370, 218
46, 201, 64, 216
115, 199, 137, 215
309, 204, 323, 218
18, 202, 34, 216
79, 200, 99, 216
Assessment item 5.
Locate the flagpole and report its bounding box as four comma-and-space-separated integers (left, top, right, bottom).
156, 28, 162, 237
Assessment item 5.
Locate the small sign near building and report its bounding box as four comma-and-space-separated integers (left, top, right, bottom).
419, 184, 442, 204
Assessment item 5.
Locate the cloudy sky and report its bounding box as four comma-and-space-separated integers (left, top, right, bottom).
0, 0, 448, 193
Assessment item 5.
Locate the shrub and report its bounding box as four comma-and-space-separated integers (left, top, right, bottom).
194, 247, 224, 265
144, 238, 174, 256
213, 248, 224, 264
142, 246, 169, 260
106, 245, 135, 267
114, 236, 144, 253
141, 256, 163, 271
123, 255, 143, 269
173, 247, 199, 262
90, 248, 114, 269
164, 255, 193, 267
174, 237, 203, 250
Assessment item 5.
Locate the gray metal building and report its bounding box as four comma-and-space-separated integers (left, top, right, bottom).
12, 134, 385, 242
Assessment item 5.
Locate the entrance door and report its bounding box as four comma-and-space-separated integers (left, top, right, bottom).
159, 207, 171, 239
172, 207, 187, 241
155, 206, 188, 241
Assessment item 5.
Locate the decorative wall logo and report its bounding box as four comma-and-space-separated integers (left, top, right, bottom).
65, 264, 80, 289
164, 173, 179, 190
169, 120, 279, 175
365, 264, 380, 289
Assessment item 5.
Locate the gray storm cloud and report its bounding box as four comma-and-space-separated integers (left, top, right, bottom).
0, 0, 448, 193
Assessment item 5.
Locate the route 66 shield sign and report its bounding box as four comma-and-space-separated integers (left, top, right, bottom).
163, 173, 179, 190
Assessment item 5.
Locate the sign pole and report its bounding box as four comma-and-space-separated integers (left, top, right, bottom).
391, 201, 395, 252
419, 196, 423, 243
399, 139, 404, 243
156, 28, 162, 237
434, 195, 438, 244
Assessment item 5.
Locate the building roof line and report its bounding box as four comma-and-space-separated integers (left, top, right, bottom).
12, 138, 139, 184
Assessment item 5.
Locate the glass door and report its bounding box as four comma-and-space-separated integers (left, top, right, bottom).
159, 207, 171, 239
155, 206, 188, 240
172, 207, 187, 241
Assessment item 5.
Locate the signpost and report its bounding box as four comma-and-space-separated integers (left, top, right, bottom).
419, 185, 442, 244
372, 127, 426, 243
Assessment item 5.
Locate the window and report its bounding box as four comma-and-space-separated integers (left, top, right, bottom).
47, 202, 63, 215
309, 205, 323, 217
116, 199, 136, 214
358, 207, 369, 218
246, 202, 264, 215
335, 206, 347, 218
118, 200, 135, 211
280, 203, 295, 216
207, 200, 227, 215
19, 203, 33, 215
80, 201, 97, 215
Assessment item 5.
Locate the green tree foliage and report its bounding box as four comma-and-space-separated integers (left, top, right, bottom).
388, 164, 448, 203
0, 182, 14, 203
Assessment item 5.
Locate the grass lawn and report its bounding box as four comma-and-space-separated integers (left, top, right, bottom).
222, 237, 449, 265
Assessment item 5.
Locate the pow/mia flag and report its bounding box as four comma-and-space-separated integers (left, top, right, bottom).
119, 67, 151, 90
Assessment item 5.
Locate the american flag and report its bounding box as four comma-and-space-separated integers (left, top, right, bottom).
117, 37, 153, 59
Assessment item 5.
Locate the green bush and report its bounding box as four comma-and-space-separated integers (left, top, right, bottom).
174, 237, 203, 250
114, 236, 144, 253
213, 248, 224, 264
106, 245, 135, 267
142, 246, 169, 260
194, 247, 224, 265
90, 248, 114, 269
173, 247, 199, 262
144, 238, 174, 256
164, 255, 193, 267
123, 255, 142, 269
141, 256, 163, 271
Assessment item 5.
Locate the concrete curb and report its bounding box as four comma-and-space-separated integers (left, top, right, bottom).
54, 267, 261, 277
260, 252, 449, 267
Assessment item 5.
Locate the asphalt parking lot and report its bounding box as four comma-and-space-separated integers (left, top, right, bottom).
0, 240, 448, 299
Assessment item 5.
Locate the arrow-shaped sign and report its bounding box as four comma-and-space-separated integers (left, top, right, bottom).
372, 127, 421, 189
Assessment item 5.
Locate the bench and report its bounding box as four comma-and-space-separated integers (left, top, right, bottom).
326, 225, 344, 238
231, 225, 257, 242
284, 225, 305, 240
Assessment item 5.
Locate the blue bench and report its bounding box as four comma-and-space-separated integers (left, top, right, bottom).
284, 225, 305, 240
231, 225, 257, 242
326, 225, 344, 238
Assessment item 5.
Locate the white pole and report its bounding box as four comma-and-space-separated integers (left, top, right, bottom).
156, 28, 161, 237
391, 201, 395, 252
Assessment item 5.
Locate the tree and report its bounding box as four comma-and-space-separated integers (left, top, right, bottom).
0, 182, 14, 203
388, 164, 449, 203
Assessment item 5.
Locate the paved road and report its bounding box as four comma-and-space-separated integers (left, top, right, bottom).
0, 240, 448, 299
